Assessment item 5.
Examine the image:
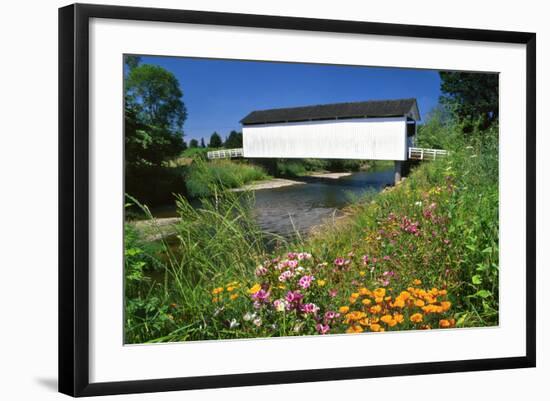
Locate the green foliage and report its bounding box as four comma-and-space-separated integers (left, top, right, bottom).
416, 105, 454, 149
185, 159, 268, 197
200, 138, 206, 148
208, 132, 223, 148
124, 55, 141, 70
224, 130, 243, 148
439, 71, 499, 130
189, 138, 199, 148
125, 64, 187, 132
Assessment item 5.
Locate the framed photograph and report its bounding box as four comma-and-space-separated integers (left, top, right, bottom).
58, 3, 536, 397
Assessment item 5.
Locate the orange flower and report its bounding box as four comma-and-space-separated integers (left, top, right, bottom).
361, 298, 372, 305
410, 313, 423, 323
369, 305, 382, 314
439, 289, 448, 296
414, 299, 425, 307
380, 315, 397, 327
413, 279, 422, 285
369, 323, 382, 332
439, 319, 452, 328
212, 287, 224, 295
230, 293, 239, 301
392, 298, 405, 308
440, 301, 452, 312
346, 325, 364, 334
339, 306, 350, 314
393, 313, 404, 324
373, 288, 386, 298
359, 287, 370, 296
375, 297, 384, 304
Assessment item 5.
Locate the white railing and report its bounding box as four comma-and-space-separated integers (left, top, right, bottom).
408, 147, 449, 161
207, 148, 244, 159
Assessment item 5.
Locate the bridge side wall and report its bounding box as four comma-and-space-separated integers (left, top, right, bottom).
242, 117, 408, 160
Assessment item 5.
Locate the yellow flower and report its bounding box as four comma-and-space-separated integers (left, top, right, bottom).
392, 298, 405, 308
380, 315, 397, 327
230, 293, 239, 301
247, 284, 261, 294
369, 323, 382, 332
413, 279, 422, 286
414, 299, 425, 307
339, 306, 350, 314
410, 313, 423, 323
346, 325, 364, 334
359, 271, 366, 277
439, 319, 451, 328
373, 288, 386, 298
359, 287, 370, 296
398, 291, 411, 300
375, 297, 384, 304
212, 297, 219, 303
393, 313, 404, 324
278, 284, 287, 290
226, 286, 236, 292
211, 287, 224, 295
361, 298, 372, 305
440, 301, 452, 312
369, 305, 382, 314
317, 279, 326, 287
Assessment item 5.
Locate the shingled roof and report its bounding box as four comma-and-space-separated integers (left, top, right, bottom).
241, 98, 420, 125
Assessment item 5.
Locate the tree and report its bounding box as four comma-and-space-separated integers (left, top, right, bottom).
224, 130, 243, 148
124, 55, 141, 71
208, 132, 223, 148
125, 64, 187, 133
189, 139, 199, 148
200, 138, 206, 148
439, 71, 498, 130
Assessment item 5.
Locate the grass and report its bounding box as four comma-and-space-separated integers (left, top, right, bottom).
124, 122, 499, 342
185, 159, 269, 198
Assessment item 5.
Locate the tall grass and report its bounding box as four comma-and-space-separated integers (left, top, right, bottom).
185, 159, 268, 197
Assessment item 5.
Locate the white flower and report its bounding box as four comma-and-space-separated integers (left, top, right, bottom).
253, 317, 262, 327
243, 312, 256, 321
415, 201, 423, 207
229, 319, 239, 329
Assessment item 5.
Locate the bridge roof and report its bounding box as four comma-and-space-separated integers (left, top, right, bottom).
241, 98, 420, 125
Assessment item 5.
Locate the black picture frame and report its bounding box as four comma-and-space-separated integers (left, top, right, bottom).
58, 3, 536, 397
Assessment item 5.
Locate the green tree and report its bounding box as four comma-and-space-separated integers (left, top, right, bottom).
124, 55, 141, 71
209, 132, 223, 148
189, 139, 199, 148
439, 71, 498, 130
200, 138, 206, 148
224, 130, 243, 148
126, 64, 187, 133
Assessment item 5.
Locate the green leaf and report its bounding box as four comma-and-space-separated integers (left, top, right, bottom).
473, 290, 492, 298
472, 275, 482, 285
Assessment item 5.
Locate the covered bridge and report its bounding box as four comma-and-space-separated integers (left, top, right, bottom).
240, 98, 420, 161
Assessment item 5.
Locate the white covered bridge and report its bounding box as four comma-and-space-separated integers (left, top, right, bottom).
207, 98, 447, 183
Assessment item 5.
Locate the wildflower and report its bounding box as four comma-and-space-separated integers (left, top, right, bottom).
362, 298, 372, 306
248, 284, 262, 294
316, 323, 330, 334
439, 319, 452, 328
359, 287, 371, 296
288, 260, 299, 269
393, 313, 404, 324
212, 287, 224, 295
301, 303, 319, 314
317, 279, 326, 287
252, 289, 270, 302
359, 271, 366, 277
324, 311, 340, 321
361, 255, 370, 265
413, 279, 422, 286
278, 270, 294, 282
243, 312, 256, 321
273, 299, 288, 312
415, 201, 423, 207
287, 252, 298, 260
285, 290, 304, 304
414, 299, 425, 307
298, 252, 312, 260
329, 289, 338, 297
253, 317, 262, 327
410, 313, 423, 323
346, 325, 364, 334
298, 275, 315, 289
369, 305, 382, 314
229, 319, 239, 329
339, 306, 350, 314
230, 294, 239, 301
255, 265, 268, 276
440, 301, 452, 312
369, 323, 382, 332
373, 288, 386, 298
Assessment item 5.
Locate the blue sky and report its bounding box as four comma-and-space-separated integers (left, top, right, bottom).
139, 55, 442, 142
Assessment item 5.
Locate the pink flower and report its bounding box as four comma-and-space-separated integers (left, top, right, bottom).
334, 257, 346, 266
443, 239, 451, 245
328, 289, 338, 297
287, 252, 298, 260
298, 252, 312, 260
324, 311, 340, 321
301, 303, 319, 314
298, 275, 314, 289
383, 255, 391, 261
361, 255, 370, 265
316, 323, 330, 334
255, 265, 268, 276
252, 289, 270, 302
285, 290, 303, 303
278, 270, 294, 282
287, 260, 299, 269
